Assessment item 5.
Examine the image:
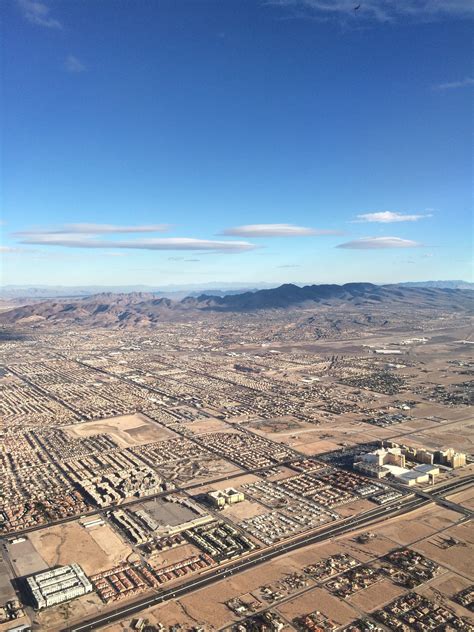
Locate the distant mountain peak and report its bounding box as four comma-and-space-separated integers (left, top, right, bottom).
0, 282, 472, 329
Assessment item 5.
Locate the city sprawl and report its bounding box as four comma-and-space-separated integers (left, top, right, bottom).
0, 305, 472, 632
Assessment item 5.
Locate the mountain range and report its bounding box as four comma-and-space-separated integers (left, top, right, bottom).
0, 283, 472, 329
0, 279, 471, 300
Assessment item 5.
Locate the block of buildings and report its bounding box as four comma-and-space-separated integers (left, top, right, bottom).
26, 564, 92, 610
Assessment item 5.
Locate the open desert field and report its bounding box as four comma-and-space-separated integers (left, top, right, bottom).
149, 543, 204, 571
346, 576, 405, 612
366, 504, 463, 547
276, 586, 358, 627
33, 592, 105, 632
412, 523, 474, 580
28, 519, 135, 575
396, 419, 474, 453
188, 417, 235, 435
65, 412, 176, 447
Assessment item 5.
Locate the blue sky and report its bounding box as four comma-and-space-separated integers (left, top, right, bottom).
1, 0, 473, 287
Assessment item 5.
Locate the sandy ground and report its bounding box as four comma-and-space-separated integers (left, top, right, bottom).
367, 505, 463, 547
412, 525, 474, 581
264, 466, 300, 482
335, 499, 376, 519
276, 586, 358, 627
394, 418, 474, 453
128, 599, 216, 630
447, 487, 474, 511
28, 520, 135, 575
95, 492, 473, 632
149, 543, 203, 570
65, 412, 176, 447
32, 592, 105, 632
347, 577, 405, 612
269, 421, 379, 454
222, 498, 269, 521
0, 557, 17, 602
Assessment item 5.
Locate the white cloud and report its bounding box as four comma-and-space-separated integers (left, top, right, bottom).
435, 77, 474, 91
17, 235, 258, 253
167, 256, 201, 262
353, 211, 432, 223
16, 223, 170, 236
337, 236, 422, 249
221, 223, 340, 237
65, 55, 86, 73
268, 0, 474, 23
0, 246, 35, 254
277, 264, 301, 268
17, 0, 62, 29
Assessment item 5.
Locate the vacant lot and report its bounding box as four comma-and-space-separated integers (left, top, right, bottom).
28, 520, 135, 575
65, 412, 175, 447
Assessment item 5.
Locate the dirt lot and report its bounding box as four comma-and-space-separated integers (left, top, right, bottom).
368, 504, 463, 547
149, 543, 203, 571
347, 577, 405, 612
28, 520, 135, 575
447, 487, 474, 511
33, 592, 104, 632
395, 419, 474, 453
412, 525, 474, 580
223, 498, 269, 521
277, 586, 358, 627
65, 412, 176, 447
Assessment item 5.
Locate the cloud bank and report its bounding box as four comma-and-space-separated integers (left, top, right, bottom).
337, 236, 422, 249
18, 236, 258, 253
221, 223, 340, 237
353, 211, 432, 223
16, 224, 170, 236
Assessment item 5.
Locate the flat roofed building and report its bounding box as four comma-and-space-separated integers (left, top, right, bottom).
208, 488, 245, 508
26, 563, 92, 610
358, 447, 405, 468
413, 464, 440, 476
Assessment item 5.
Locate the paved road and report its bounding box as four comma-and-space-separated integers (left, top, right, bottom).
64, 475, 471, 632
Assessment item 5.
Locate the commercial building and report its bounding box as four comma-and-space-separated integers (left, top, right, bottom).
382, 442, 467, 470
26, 564, 92, 610
359, 447, 406, 468
208, 488, 245, 509
354, 447, 439, 485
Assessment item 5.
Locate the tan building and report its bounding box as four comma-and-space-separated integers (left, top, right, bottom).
208, 487, 245, 509
358, 447, 406, 468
